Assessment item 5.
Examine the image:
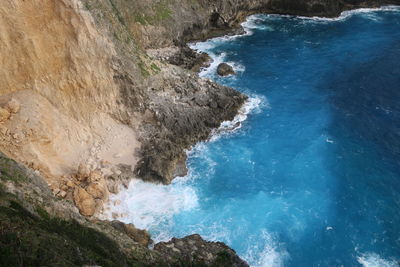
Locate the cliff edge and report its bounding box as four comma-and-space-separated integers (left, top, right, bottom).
0, 0, 398, 265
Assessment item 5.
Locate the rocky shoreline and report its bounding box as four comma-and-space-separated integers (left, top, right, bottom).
137, 0, 399, 186
1, 0, 399, 266
138, 0, 398, 187
0, 153, 249, 266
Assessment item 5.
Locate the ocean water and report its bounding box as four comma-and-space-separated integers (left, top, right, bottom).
107, 7, 400, 267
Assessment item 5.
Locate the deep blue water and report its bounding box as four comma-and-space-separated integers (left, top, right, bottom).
110, 7, 400, 267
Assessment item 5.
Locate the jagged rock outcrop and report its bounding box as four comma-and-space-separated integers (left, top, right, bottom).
154, 234, 249, 266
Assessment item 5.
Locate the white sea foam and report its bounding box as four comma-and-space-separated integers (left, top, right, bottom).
241, 14, 274, 35
357, 253, 399, 267
103, 177, 199, 241
210, 95, 265, 142
243, 230, 289, 267
227, 60, 246, 74
201, 51, 227, 77
280, 5, 400, 22
189, 14, 273, 77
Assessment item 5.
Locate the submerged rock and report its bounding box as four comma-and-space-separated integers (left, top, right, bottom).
217, 63, 235, 76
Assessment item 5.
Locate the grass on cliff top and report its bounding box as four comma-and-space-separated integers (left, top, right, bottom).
131, 0, 172, 26
0, 193, 144, 267
0, 155, 146, 267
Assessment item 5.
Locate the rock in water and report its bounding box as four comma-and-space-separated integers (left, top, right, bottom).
217, 63, 235, 76
73, 187, 96, 216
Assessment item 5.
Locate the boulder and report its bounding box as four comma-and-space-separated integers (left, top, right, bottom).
86, 182, 105, 199
217, 63, 235, 76
77, 163, 90, 181
66, 180, 75, 188
89, 170, 102, 182
73, 187, 96, 216
107, 181, 119, 194
58, 190, 67, 198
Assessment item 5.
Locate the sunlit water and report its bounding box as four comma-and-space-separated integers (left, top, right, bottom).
106, 7, 400, 267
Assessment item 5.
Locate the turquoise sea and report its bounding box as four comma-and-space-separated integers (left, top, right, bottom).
108, 6, 400, 267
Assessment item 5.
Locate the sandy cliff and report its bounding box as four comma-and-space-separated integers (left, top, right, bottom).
0, 0, 246, 217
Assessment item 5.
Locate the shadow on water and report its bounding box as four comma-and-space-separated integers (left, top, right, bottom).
308, 40, 400, 266
209, 12, 400, 266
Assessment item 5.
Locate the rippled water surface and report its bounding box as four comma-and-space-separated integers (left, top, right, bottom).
109, 7, 400, 267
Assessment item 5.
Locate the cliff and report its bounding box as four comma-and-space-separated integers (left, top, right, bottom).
0, 0, 246, 218
0, 0, 398, 265
101, 0, 399, 49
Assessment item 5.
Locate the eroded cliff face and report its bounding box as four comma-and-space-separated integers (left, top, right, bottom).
1, 0, 398, 215
0, 0, 246, 218
0, 0, 142, 216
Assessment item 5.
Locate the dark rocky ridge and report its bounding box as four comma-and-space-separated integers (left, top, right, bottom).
103, 0, 400, 49
155, 234, 249, 266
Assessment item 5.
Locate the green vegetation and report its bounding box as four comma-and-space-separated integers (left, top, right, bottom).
0, 155, 27, 184
154, 0, 172, 21
0, 154, 147, 267
151, 63, 161, 73
109, 0, 127, 27
133, 0, 172, 25
0, 196, 143, 267
138, 61, 151, 78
